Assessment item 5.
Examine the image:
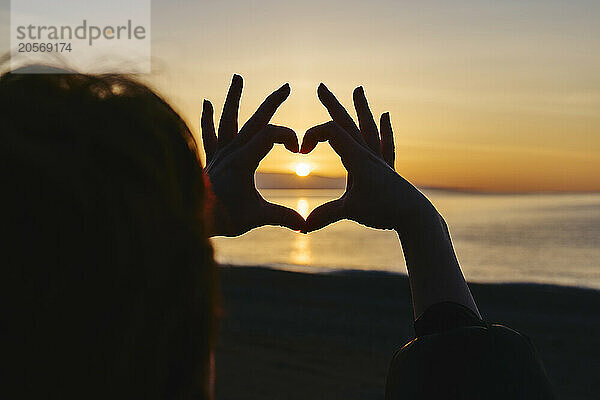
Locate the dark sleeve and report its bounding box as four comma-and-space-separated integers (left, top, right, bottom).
414, 301, 486, 337
385, 302, 556, 400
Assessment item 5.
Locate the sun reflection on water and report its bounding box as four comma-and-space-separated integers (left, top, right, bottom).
291, 198, 312, 265
296, 198, 309, 219
291, 234, 311, 265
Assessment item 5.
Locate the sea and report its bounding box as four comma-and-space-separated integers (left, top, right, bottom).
212, 189, 600, 290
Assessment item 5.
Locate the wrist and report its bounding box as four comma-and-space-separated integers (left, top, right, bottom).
393, 199, 440, 238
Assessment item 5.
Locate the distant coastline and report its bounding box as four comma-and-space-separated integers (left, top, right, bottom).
255, 172, 600, 194
256, 172, 346, 189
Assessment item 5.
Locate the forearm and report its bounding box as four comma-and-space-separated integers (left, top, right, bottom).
395, 204, 480, 320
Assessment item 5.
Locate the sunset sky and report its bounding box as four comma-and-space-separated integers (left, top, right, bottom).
1, 0, 599, 191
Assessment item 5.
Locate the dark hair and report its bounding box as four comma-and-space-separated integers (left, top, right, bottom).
0, 66, 218, 399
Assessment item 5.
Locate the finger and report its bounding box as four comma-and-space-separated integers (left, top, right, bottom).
263, 202, 305, 231
353, 86, 381, 155
304, 199, 345, 233
317, 83, 365, 144
300, 121, 363, 171
380, 112, 395, 168
201, 100, 218, 163
238, 83, 290, 140
218, 74, 243, 147
242, 124, 299, 168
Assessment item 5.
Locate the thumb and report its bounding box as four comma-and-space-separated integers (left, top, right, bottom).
304, 198, 346, 233
262, 202, 305, 231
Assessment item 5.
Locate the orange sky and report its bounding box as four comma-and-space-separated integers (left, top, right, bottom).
2, 0, 598, 191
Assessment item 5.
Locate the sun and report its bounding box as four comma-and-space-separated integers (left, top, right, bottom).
295, 162, 312, 177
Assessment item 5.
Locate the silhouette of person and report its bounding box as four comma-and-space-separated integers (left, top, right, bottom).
1, 66, 555, 399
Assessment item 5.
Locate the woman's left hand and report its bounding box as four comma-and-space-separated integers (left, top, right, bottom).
202, 74, 304, 237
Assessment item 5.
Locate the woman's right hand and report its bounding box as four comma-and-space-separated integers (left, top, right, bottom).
301, 84, 436, 234
303, 84, 481, 319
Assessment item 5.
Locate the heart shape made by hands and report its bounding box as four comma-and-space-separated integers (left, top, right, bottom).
202, 76, 397, 236
254, 150, 347, 220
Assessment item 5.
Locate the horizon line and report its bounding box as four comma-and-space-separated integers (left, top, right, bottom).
255, 171, 600, 194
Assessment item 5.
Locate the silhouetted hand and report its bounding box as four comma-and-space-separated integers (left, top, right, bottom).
202, 75, 304, 236
301, 84, 435, 233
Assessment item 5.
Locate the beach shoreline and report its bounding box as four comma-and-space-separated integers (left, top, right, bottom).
215, 265, 600, 400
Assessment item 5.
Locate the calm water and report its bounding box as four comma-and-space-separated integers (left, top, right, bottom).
212, 189, 600, 289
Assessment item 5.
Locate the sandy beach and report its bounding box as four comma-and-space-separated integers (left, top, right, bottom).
215, 266, 600, 400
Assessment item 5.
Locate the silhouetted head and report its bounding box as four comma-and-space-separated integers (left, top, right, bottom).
0, 66, 218, 399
